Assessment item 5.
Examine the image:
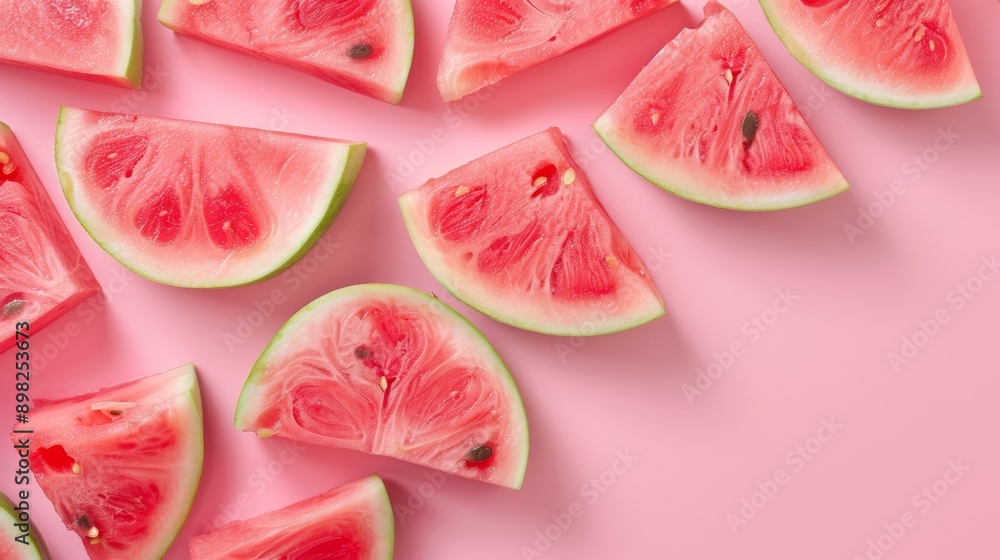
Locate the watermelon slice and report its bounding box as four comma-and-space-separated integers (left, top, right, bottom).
55, 108, 366, 288
1, 121, 100, 353
10, 364, 203, 560
189, 474, 393, 559
158, 0, 414, 104
758, 0, 980, 109
438, 0, 680, 101
593, 1, 849, 211
235, 284, 530, 489
1, 492, 51, 560
399, 128, 665, 336
0, 0, 143, 89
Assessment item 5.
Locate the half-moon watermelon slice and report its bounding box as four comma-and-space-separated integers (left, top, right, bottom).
10, 364, 203, 560
158, 0, 414, 104
1, 492, 51, 560
55, 107, 365, 288
189, 474, 393, 560
2, 120, 100, 353
0, 0, 142, 89
758, 0, 980, 109
593, 1, 849, 211
235, 284, 530, 489
399, 128, 665, 336
438, 0, 680, 101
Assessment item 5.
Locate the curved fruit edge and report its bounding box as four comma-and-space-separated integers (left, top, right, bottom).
388, 0, 416, 105
0, 493, 51, 560
592, 118, 850, 211
756, 0, 981, 110
397, 195, 665, 336
54, 107, 366, 288
234, 283, 530, 490
121, 0, 144, 89
367, 474, 396, 560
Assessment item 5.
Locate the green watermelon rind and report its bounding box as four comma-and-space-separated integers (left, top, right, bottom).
234, 283, 531, 490
365, 474, 396, 560
757, 0, 981, 110
592, 117, 850, 212
54, 107, 367, 288
121, 0, 145, 90
0, 493, 51, 560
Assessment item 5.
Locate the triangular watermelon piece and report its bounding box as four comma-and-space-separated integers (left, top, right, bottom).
399, 128, 665, 336
594, 1, 849, 211
0, 0, 142, 89
158, 0, 414, 104
189, 475, 393, 559
11, 365, 203, 560
438, 0, 680, 101
758, 0, 980, 109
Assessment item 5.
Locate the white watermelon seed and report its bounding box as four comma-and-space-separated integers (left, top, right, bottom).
562, 169, 576, 185
532, 176, 547, 188
875, 18, 886, 28
2, 162, 13, 175
379, 376, 388, 391
930, 40, 936, 51
87, 527, 99, 539
455, 185, 471, 197
725, 68, 733, 84
0, 151, 8, 165
913, 26, 925, 42
72, 462, 82, 475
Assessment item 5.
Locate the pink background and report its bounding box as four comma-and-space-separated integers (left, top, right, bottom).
2, 1, 999, 558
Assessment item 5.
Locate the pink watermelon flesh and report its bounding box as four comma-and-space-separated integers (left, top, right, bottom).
593, 1, 849, 211
235, 284, 530, 489
758, 0, 980, 109
10, 364, 203, 560
158, 0, 414, 104
438, 0, 679, 101
1, 492, 52, 560
399, 128, 665, 336
55, 107, 366, 288
189, 474, 393, 560
0, 0, 142, 88
1, 121, 100, 353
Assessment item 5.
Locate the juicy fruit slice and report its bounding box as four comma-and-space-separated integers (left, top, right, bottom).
438, 0, 679, 101
235, 284, 529, 489
399, 128, 665, 336
1, 121, 100, 353
55, 108, 365, 288
0, 0, 142, 89
1, 492, 51, 560
158, 0, 414, 104
594, 1, 848, 211
189, 474, 393, 560
10, 364, 203, 560
758, 0, 980, 109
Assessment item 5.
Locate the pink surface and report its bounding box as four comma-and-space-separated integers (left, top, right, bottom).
1, 1, 998, 558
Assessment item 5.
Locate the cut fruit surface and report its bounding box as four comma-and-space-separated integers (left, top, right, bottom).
55, 108, 365, 288
0, 0, 142, 88
438, 0, 679, 101
594, 1, 849, 211
1, 120, 100, 353
1, 492, 51, 560
10, 364, 203, 560
758, 0, 980, 109
158, 0, 414, 104
399, 128, 665, 336
189, 474, 394, 560
235, 284, 529, 489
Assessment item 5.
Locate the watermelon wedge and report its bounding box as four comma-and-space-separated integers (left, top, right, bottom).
2, 121, 100, 353
55, 108, 366, 288
399, 128, 665, 336
593, 1, 849, 211
158, 0, 414, 104
235, 284, 530, 489
0, 0, 142, 89
1, 492, 51, 560
10, 364, 203, 560
438, 0, 679, 101
758, 0, 980, 109
189, 474, 393, 560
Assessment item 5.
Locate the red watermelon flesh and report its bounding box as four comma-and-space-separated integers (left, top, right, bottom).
399, 128, 665, 336
594, 1, 849, 210
158, 0, 414, 104
1, 121, 99, 353
11, 364, 203, 559
438, 0, 680, 101
189, 474, 393, 560
0, 0, 142, 89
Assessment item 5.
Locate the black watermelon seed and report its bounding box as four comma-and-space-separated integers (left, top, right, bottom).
2, 299, 25, 317
77, 515, 91, 529
354, 346, 371, 359
348, 44, 373, 59
742, 110, 760, 146
466, 445, 494, 463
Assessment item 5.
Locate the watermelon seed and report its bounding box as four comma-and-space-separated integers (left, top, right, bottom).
72, 462, 82, 475
87, 526, 99, 539
2, 162, 13, 175
2, 299, 25, 317
348, 44, 374, 59
0, 151, 8, 165
562, 169, 576, 185
650, 110, 660, 125
354, 346, 371, 359
875, 18, 886, 28
76, 515, 91, 529
913, 25, 926, 43
742, 111, 759, 146
724, 68, 733, 85
466, 445, 493, 463
455, 185, 471, 197
605, 255, 618, 266
929, 40, 936, 52
378, 376, 388, 392
532, 176, 547, 188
